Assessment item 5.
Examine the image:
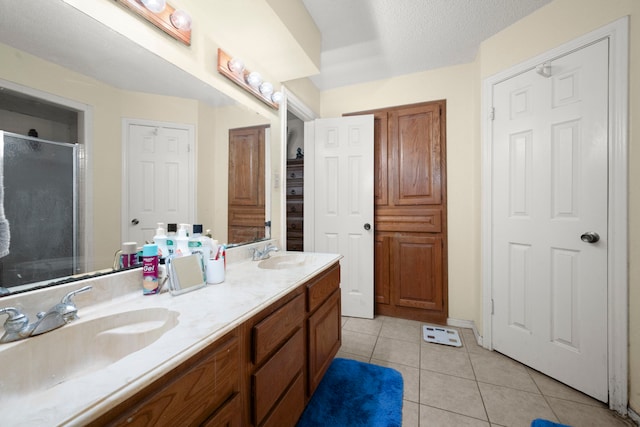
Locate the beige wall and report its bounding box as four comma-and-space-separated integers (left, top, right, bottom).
319, 0, 638, 413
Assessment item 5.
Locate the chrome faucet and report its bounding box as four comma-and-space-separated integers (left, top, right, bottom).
0, 285, 92, 343
252, 243, 279, 261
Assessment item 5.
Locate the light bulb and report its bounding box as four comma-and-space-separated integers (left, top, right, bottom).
259, 82, 274, 96
271, 91, 283, 104
140, 0, 166, 13
228, 58, 245, 74
170, 10, 192, 31
246, 72, 263, 89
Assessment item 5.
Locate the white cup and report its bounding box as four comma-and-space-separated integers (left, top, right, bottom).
206, 258, 225, 284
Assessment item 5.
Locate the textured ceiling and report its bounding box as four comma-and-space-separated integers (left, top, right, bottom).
302, 0, 552, 90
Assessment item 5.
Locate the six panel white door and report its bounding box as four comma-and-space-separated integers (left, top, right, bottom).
126, 123, 193, 245
314, 115, 374, 318
491, 39, 609, 401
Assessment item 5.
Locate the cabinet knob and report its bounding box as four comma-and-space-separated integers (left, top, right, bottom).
290, 172, 295, 178
364, 223, 371, 231
291, 206, 297, 212
131, 218, 139, 226
290, 189, 296, 195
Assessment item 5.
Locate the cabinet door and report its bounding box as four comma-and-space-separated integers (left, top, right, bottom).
96, 332, 240, 427
307, 289, 341, 395
391, 234, 443, 311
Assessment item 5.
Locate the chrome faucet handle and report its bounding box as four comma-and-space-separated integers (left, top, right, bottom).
61, 285, 92, 305
0, 307, 29, 343
60, 285, 92, 321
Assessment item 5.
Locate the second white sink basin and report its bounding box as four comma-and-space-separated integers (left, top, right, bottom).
0, 307, 179, 397
258, 253, 312, 270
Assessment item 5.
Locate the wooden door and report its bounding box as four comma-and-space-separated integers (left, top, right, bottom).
228, 125, 266, 244
350, 101, 447, 323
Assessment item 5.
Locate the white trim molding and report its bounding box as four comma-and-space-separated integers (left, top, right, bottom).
481, 16, 629, 414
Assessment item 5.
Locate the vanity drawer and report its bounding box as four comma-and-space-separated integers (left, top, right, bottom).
253, 328, 304, 425
307, 263, 341, 313
260, 372, 305, 427
252, 293, 304, 365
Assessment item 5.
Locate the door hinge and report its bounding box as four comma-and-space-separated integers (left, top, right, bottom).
489, 107, 495, 121
491, 299, 495, 315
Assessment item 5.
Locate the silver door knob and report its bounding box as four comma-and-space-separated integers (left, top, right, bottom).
580, 232, 600, 243
131, 218, 140, 226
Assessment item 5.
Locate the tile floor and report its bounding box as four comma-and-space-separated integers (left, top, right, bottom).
337, 315, 635, 427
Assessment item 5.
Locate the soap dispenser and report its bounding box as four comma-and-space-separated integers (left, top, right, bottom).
175, 223, 191, 256
153, 223, 169, 260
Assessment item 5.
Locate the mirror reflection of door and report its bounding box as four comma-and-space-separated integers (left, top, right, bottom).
126, 121, 194, 246
228, 125, 266, 244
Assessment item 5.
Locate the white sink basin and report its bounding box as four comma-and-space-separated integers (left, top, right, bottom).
258, 253, 312, 270
0, 307, 179, 396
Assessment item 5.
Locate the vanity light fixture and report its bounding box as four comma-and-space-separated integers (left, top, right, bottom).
217, 49, 281, 109
115, 0, 192, 46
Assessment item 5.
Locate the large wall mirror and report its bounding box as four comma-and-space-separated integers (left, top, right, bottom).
0, 0, 280, 295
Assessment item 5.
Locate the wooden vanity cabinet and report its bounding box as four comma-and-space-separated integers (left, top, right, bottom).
87, 261, 341, 427
88, 328, 242, 427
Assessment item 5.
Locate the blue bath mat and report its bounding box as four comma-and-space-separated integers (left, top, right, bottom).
531, 419, 571, 427
297, 358, 404, 427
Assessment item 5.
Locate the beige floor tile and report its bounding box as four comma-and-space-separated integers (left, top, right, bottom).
527, 368, 607, 407
420, 370, 487, 421
372, 336, 421, 367
478, 382, 557, 427
372, 359, 420, 403
340, 329, 378, 358
469, 350, 539, 393
380, 317, 424, 343
335, 350, 370, 363
419, 405, 490, 427
460, 328, 486, 354
547, 397, 636, 427
421, 341, 475, 379
343, 315, 384, 336
403, 400, 420, 427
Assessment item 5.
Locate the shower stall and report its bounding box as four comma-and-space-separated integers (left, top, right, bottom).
0, 130, 78, 289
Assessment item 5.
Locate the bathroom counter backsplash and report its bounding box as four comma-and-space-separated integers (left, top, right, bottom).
0, 249, 341, 426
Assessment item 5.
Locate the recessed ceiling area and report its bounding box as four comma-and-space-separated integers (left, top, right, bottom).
302, 0, 553, 90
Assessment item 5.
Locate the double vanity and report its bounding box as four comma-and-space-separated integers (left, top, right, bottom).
0, 249, 342, 426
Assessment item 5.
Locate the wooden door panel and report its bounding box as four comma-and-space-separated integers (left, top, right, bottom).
374, 111, 389, 206
389, 104, 442, 206
391, 235, 443, 311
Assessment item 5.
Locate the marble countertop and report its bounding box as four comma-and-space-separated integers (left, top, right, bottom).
0, 251, 341, 426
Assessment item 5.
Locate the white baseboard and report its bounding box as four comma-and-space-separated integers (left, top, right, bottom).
447, 317, 483, 347
628, 407, 640, 426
